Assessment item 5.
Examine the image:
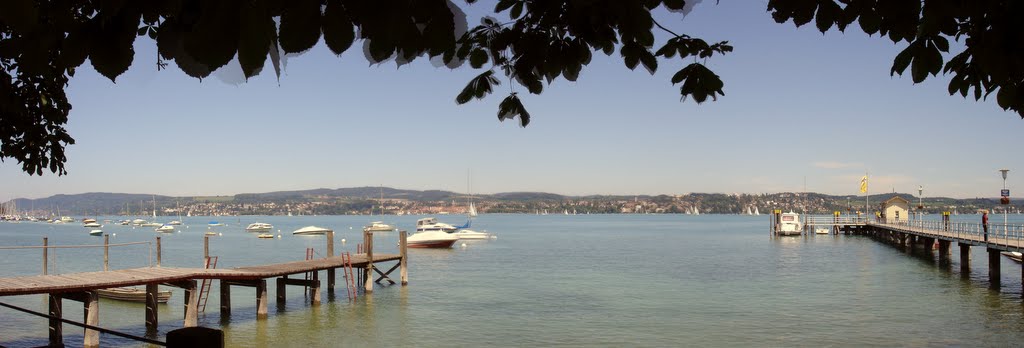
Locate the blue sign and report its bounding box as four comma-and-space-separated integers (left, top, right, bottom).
1002, 189, 1010, 197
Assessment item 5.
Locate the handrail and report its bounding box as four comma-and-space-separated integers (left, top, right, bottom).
0, 301, 166, 346
0, 241, 150, 250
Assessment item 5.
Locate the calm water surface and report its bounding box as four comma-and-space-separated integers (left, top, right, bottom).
2, 214, 1024, 347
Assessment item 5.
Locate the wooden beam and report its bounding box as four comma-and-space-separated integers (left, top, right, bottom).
183, 280, 199, 327
400, 231, 408, 285
364, 232, 374, 293
220, 280, 231, 318
48, 293, 62, 347
374, 263, 399, 285
145, 283, 158, 330
276, 277, 286, 304
989, 248, 1001, 288
256, 279, 268, 319
83, 291, 99, 348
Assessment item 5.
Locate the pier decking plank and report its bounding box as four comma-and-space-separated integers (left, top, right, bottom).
0, 254, 400, 297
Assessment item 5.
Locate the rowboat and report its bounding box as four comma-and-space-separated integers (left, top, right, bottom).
96, 287, 172, 303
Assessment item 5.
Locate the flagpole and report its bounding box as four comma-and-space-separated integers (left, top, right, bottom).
864, 172, 869, 217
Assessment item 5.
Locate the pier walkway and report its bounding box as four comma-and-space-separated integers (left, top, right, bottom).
0, 231, 408, 348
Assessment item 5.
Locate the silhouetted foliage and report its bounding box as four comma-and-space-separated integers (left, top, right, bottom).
0, 0, 1021, 176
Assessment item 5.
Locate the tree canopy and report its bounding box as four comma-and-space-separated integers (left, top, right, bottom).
1, 0, 1022, 176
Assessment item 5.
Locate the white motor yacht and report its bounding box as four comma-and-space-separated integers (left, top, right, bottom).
407, 229, 459, 248
364, 221, 395, 232
83, 222, 102, 228
245, 222, 274, 233
156, 224, 175, 233
415, 217, 459, 233
776, 211, 803, 236
293, 226, 332, 236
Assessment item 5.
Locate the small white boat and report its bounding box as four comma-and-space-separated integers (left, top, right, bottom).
156, 225, 175, 233
89, 229, 103, 236
83, 222, 102, 228
204, 231, 217, 236
257, 233, 275, 239
82, 218, 97, 224
1002, 251, 1023, 262
407, 230, 459, 248
245, 222, 274, 233
415, 217, 459, 233
293, 226, 332, 235
168, 220, 183, 226
208, 221, 224, 227
131, 219, 148, 226
815, 227, 830, 235
97, 287, 172, 303
452, 229, 493, 240
364, 221, 395, 232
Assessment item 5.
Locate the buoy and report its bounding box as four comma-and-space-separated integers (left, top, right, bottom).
219, 233, 223, 236
341, 238, 346, 243
461, 243, 467, 248
349, 226, 353, 230
112, 233, 116, 237
277, 234, 281, 239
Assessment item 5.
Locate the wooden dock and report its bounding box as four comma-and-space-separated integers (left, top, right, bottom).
0, 230, 408, 348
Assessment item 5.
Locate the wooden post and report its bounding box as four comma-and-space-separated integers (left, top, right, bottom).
48, 293, 62, 347
311, 271, 321, 305
938, 240, 951, 260
203, 235, 210, 262
184, 280, 199, 327
327, 231, 335, 292
156, 236, 162, 267
276, 277, 287, 304
103, 235, 110, 271
83, 291, 99, 348
146, 283, 159, 330
364, 232, 374, 293
220, 281, 231, 318
400, 230, 408, 285
959, 243, 971, 275
988, 248, 1001, 288
256, 279, 268, 319
42, 237, 48, 275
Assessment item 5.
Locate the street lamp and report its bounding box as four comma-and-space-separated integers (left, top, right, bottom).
1000, 169, 1010, 234
918, 185, 923, 225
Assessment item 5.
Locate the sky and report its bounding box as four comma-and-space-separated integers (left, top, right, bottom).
2, 1, 1022, 200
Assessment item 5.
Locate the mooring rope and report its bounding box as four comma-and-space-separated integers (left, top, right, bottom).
0, 241, 151, 250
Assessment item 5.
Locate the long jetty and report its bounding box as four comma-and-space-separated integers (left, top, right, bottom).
776, 212, 1024, 289
0, 230, 408, 347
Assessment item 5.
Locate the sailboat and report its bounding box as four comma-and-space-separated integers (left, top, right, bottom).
363, 186, 395, 232
745, 206, 752, 215
694, 206, 700, 215
754, 206, 760, 215
168, 201, 182, 225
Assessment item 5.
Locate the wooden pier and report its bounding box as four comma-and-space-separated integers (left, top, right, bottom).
0, 230, 408, 348
796, 214, 1024, 289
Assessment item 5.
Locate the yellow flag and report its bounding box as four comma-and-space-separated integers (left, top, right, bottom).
859, 175, 868, 193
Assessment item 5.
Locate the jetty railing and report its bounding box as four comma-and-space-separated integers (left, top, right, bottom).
870, 219, 1024, 250
804, 216, 868, 226
0, 236, 155, 276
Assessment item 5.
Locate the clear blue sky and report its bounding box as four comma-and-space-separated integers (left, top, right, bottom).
2, 1, 1021, 200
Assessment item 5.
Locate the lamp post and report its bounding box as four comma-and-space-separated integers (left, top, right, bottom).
918, 185, 923, 227
1000, 169, 1009, 235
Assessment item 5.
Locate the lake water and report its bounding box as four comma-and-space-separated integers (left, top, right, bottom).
3, 214, 1024, 347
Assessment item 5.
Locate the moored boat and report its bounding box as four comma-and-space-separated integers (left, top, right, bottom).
156, 224, 175, 233
89, 229, 103, 236
407, 229, 459, 248
83, 222, 102, 228
415, 217, 459, 233
257, 233, 275, 239
776, 211, 803, 236
452, 229, 493, 240
364, 221, 395, 232
96, 287, 172, 303
1002, 251, 1023, 262
293, 226, 332, 235
245, 222, 274, 233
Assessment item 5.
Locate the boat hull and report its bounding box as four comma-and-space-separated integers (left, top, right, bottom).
96, 287, 172, 303
407, 239, 459, 248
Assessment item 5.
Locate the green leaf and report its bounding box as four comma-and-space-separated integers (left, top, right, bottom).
510, 2, 524, 19
672, 63, 725, 104
639, 49, 657, 75
469, 49, 489, 68
323, 0, 355, 56
890, 43, 915, 76
456, 70, 499, 104
279, 1, 322, 54
497, 93, 531, 127
238, 2, 272, 79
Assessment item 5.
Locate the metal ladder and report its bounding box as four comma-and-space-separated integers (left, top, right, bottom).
341, 251, 357, 300
198, 256, 218, 312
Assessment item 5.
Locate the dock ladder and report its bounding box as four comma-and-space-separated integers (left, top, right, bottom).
198, 256, 218, 312
341, 251, 357, 300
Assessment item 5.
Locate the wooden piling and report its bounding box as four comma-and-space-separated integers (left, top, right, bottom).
256, 279, 268, 319
938, 240, 951, 260
276, 277, 286, 304
988, 248, 1001, 287
83, 291, 99, 348
400, 230, 408, 285
365, 232, 374, 293
327, 231, 335, 292
43, 237, 48, 275
203, 235, 210, 262
48, 293, 62, 346
311, 271, 321, 305
103, 235, 110, 272
156, 237, 162, 267
184, 281, 199, 327
959, 243, 971, 275
220, 281, 231, 317
146, 283, 159, 330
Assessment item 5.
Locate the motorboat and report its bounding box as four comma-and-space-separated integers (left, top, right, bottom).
257, 233, 275, 239
168, 220, 183, 226
415, 217, 459, 233
204, 231, 217, 236
293, 226, 332, 236
245, 222, 274, 233
452, 229, 493, 240
82, 218, 97, 224
60, 216, 74, 223
814, 227, 830, 235
776, 211, 803, 236
364, 221, 395, 232
156, 224, 175, 233
1002, 251, 1023, 262
89, 229, 103, 236
407, 229, 459, 248
142, 222, 162, 227
83, 222, 102, 228
131, 219, 147, 226
96, 287, 172, 303
208, 221, 224, 227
